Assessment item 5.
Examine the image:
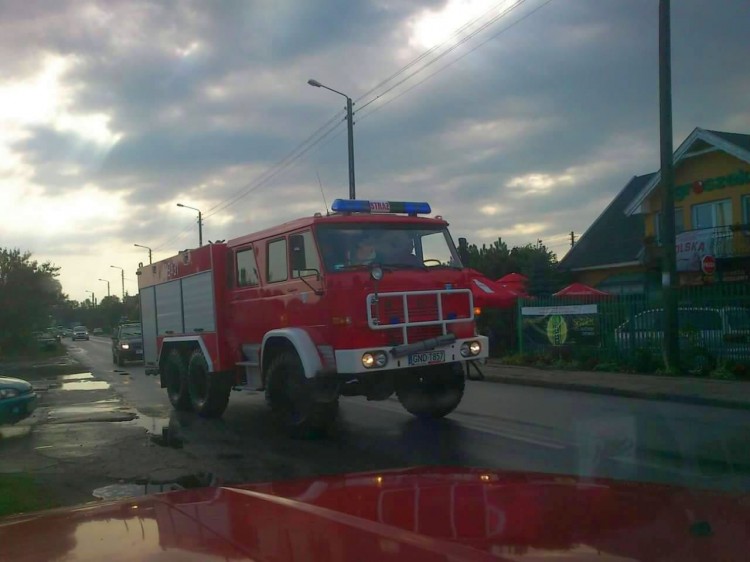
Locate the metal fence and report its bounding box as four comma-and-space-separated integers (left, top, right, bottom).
516, 283, 750, 368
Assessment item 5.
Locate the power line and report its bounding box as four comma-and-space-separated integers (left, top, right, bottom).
357, 0, 553, 120
354, 0, 517, 105
356, 0, 532, 114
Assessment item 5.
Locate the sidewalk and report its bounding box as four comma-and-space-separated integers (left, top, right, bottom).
471, 360, 750, 411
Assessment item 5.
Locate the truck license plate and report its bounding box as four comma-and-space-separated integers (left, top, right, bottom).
408, 350, 445, 366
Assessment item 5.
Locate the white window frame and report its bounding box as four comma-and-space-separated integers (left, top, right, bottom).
691, 198, 732, 230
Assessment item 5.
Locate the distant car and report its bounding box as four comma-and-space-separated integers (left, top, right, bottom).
0, 376, 37, 425
33, 331, 58, 350
63, 329, 73, 338
92, 328, 104, 336
72, 326, 89, 341
615, 306, 750, 371
112, 323, 144, 366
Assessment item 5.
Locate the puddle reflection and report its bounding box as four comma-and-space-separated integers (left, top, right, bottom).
58, 372, 94, 381
60, 381, 110, 391
0, 425, 31, 439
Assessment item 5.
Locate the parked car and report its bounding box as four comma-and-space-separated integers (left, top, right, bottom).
111, 323, 143, 366
62, 328, 73, 338
0, 376, 37, 425
33, 331, 58, 350
72, 326, 89, 341
614, 306, 750, 371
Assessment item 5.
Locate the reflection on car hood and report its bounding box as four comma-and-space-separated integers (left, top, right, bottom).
0, 376, 33, 393
0, 466, 748, 561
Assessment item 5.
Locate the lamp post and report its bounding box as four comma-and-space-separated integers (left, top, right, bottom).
98, 278, 110, 297
307, 78, 356, 200
85, 290, 96, 307
110, 265, 125, 299
176, 203, 203, 247
134, 244, 153, 264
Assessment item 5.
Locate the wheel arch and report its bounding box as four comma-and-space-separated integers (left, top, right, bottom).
261, 328, 323, 380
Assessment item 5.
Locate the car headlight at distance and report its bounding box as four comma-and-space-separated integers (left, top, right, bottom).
361, 351, 388, 369
0, 388, 20, 399
120, 344, 130, 350
460, 340, 482, 358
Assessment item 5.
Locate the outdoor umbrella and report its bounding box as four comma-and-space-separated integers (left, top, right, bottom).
466, 270, 517, 309
553, 282, 611, 298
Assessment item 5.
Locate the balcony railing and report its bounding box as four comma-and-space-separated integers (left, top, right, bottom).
644, 224, 750, 268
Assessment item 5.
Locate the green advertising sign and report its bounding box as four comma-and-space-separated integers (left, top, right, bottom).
521, 304, 599, 348
674, 169, 750, 202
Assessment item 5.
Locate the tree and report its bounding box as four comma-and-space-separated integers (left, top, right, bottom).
0, 248, 65, 353
464, 238, 569, 296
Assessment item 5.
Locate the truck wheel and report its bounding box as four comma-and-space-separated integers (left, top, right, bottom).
396, 363, 465, 419
265, 351, 338, 438
187, 350, 230, 417
163, 350, 192, 411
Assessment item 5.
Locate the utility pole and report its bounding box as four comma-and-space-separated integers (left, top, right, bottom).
134, 244, 153, 264
570, 231, 576, 248
110, 265, 125, 299
659, 0, 679, 370
98, 278, 110, 297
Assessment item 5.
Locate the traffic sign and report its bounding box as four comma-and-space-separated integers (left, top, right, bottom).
701, 255, 716, 275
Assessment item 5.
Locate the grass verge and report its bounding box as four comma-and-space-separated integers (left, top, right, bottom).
0, 473, 59, 518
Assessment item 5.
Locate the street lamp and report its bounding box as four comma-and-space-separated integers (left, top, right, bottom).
98, 278, 110, 297
307, 78, 356, 200
85, 290, 96, 307
110, 265, 125, 299
176, 203, 203, 247
134, 243, 153, 264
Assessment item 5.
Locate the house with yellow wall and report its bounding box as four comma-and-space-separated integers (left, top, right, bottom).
625, 128, 750, 285
560, 127, 750, 291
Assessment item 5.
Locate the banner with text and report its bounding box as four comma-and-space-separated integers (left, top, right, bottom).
521, 304, 599, 348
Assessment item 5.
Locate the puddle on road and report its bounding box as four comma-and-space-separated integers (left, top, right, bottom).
60, 380, 110, 391
48, 400, 136, 423
0, 426, 31, 439
58, 372, 94, 381
130, 414, 170, 436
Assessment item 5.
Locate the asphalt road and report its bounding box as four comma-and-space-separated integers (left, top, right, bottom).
55, 336, 750, 497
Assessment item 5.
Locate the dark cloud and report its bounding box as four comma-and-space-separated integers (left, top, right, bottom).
2, 0, 749, 293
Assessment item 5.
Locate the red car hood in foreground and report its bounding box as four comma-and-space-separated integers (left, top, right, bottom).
1, 467, 748, 561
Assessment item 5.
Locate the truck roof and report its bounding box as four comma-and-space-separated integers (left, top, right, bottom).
227, 212, 449, 249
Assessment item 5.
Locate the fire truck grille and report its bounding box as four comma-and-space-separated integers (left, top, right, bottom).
370, 294, 440, 325
382, 325, 444, 346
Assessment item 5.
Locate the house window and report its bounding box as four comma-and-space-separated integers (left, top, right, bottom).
742, 195, 750, 226
692, 199, 731, 230
654, 208, 684, 243
236, 247, 259, 287
267, 239, 288, 282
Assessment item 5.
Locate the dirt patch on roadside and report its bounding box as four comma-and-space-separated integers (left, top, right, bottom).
0, 356, 87, 381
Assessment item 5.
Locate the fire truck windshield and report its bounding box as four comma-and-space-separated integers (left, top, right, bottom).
316, 224, 462, 272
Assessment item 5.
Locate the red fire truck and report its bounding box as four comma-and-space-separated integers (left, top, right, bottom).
137, 199, 488, 435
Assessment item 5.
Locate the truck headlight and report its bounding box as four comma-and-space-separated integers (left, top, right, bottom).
460, 340, 482, 357
362, 351, 388, 369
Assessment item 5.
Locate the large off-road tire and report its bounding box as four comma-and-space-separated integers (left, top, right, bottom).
163, 349, 192, 411
396, 362, 465, 419
265, 351, 338, 438
187, 349, 231, 417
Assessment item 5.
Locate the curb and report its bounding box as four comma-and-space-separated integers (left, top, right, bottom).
472, 373, 750, 411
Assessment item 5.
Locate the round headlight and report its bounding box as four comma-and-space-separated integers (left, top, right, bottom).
460, 343, 471, 358
370, 266, 384, 281
362, 353, 375, 368
469, 341, 481, 356
374, 352, 388, 367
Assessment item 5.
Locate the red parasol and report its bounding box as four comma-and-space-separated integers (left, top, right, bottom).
553, 282, 611, 298
466, 270, 518, 309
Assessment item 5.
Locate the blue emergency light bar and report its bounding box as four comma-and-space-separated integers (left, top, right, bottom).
331, 199, 432, 215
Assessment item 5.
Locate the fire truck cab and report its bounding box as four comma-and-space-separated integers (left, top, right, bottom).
138, 199, 488, 436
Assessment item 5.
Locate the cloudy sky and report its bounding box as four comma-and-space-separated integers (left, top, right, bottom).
1, 0, 748, 301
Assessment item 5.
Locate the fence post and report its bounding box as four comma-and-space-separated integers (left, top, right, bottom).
517, 298, 524, 355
